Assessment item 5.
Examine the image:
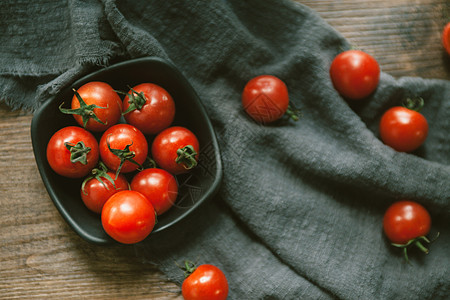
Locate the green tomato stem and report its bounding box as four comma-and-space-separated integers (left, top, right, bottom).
175, 145, 198, 170
59, 89, 107, 128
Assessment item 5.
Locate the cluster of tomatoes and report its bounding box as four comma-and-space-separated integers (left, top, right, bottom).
240, 44, 442, 262
329, 49, 440, 261
46, 81, 200, 245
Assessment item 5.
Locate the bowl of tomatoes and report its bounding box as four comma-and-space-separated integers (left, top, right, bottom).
31, 57, 222, 245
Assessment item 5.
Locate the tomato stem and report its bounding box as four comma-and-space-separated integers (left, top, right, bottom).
414, 240, 429, 254
391, 235, 433, 263
285, 102, 301, 121
119, 87, 147, 115
106, 136, 143, 179
402, 97, 425, 112
64, 141, 91, 165
59, 89, 107, 128
142, 156, 157, 169
81, 161, 116, 195
176, 145, 198, 170
181, 260, 197, 278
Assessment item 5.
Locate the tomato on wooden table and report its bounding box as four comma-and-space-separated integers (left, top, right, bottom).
241, 75, 298, 123
81, 163, 129, 214
60, 81, 122, 132
131, 168, 178, 215
151, 126, 199, 175
442, 22, 450, 56
181, 262, 229, 300
329, 50, 380, 100
122, 83, 176, 135
99, 124, 148, 175
46, 126, 99, 178
383, 200, 433, 261
101, 190, 156, 244
379, 100, 428, 152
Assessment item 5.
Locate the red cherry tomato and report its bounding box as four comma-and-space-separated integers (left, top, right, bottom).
442, 22, 450, 55
383, 201, 431, 245
101, 190, 155, 244
151, 126, 199, 175
99, 124, 148, 174
122, 83, 176, 135
383, 200, 435, 261
131, 168, 178, 215
379, 106, 428, 152
46, 126, 99, 178
241, 75, 290, 123
81, 166, 129, 214
182, 263, 229, 300
329, 50, 380, 100
60, 81, 122, 132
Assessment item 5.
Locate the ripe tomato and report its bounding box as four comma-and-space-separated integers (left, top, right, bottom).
181, 263, 229, 300
46, 126, 99, 178
99, 124, 148, 175
442, 22, 450, 56
383, 201, 431, 244
60, 81, 122, 132
130, 168, 178, 215
329, 50, 380, 100
101, 190, 155, 244
151, 126, 199, 175
383, 201, 433, 261
81, 164, 129, 214
122, 83, 176, 135
242, 75, 298, 123
379, 106, 428, 152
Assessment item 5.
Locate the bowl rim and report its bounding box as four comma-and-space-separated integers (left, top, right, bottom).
31, 56, 223, 245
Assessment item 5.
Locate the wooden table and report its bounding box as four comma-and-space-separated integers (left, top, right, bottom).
1, 1, 449, 299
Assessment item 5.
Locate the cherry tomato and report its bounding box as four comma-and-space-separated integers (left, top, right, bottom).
122, 83, 176, 135
131, 168, 178, 215
383, 201, 434, 261
329, 50, 380, 100
242, 75, 295, 123
442, 22, 450, 56
383, 201, 431, 245
99, 124, 148, 174
81, 164, 129, 214
46, 126, 99, 178
151, 126, 199, 175
182, 263, 229, 300
60, 81, 122, 132
101, 190, 155, 244
379, 106, 428, 152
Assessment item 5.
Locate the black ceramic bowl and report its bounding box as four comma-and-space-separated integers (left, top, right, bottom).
31, 57, 222, 245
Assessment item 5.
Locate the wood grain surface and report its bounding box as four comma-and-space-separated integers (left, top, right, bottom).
1, 1, 449, 299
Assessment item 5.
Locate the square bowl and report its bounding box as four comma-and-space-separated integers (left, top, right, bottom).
31, 57, 222, 245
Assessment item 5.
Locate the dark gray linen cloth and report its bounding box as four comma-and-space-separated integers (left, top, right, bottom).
1, 0, 449, 299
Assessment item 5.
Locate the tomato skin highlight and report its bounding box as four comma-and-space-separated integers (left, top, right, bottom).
379, 106, 428, 152
122, 83, 176, 135
241, 75, 289, 123
81, 171, 129, 214
182, 264, 229, 300
99, 124, 148, 174
101, 190, 155, 244
383, 201, 431, 245
71, 81, 122, 132
442, 22, 450, 56
151, 126, 199, 175
131, 168, 178, 215
329, 50, 380, 100
46, 126, 99, 178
